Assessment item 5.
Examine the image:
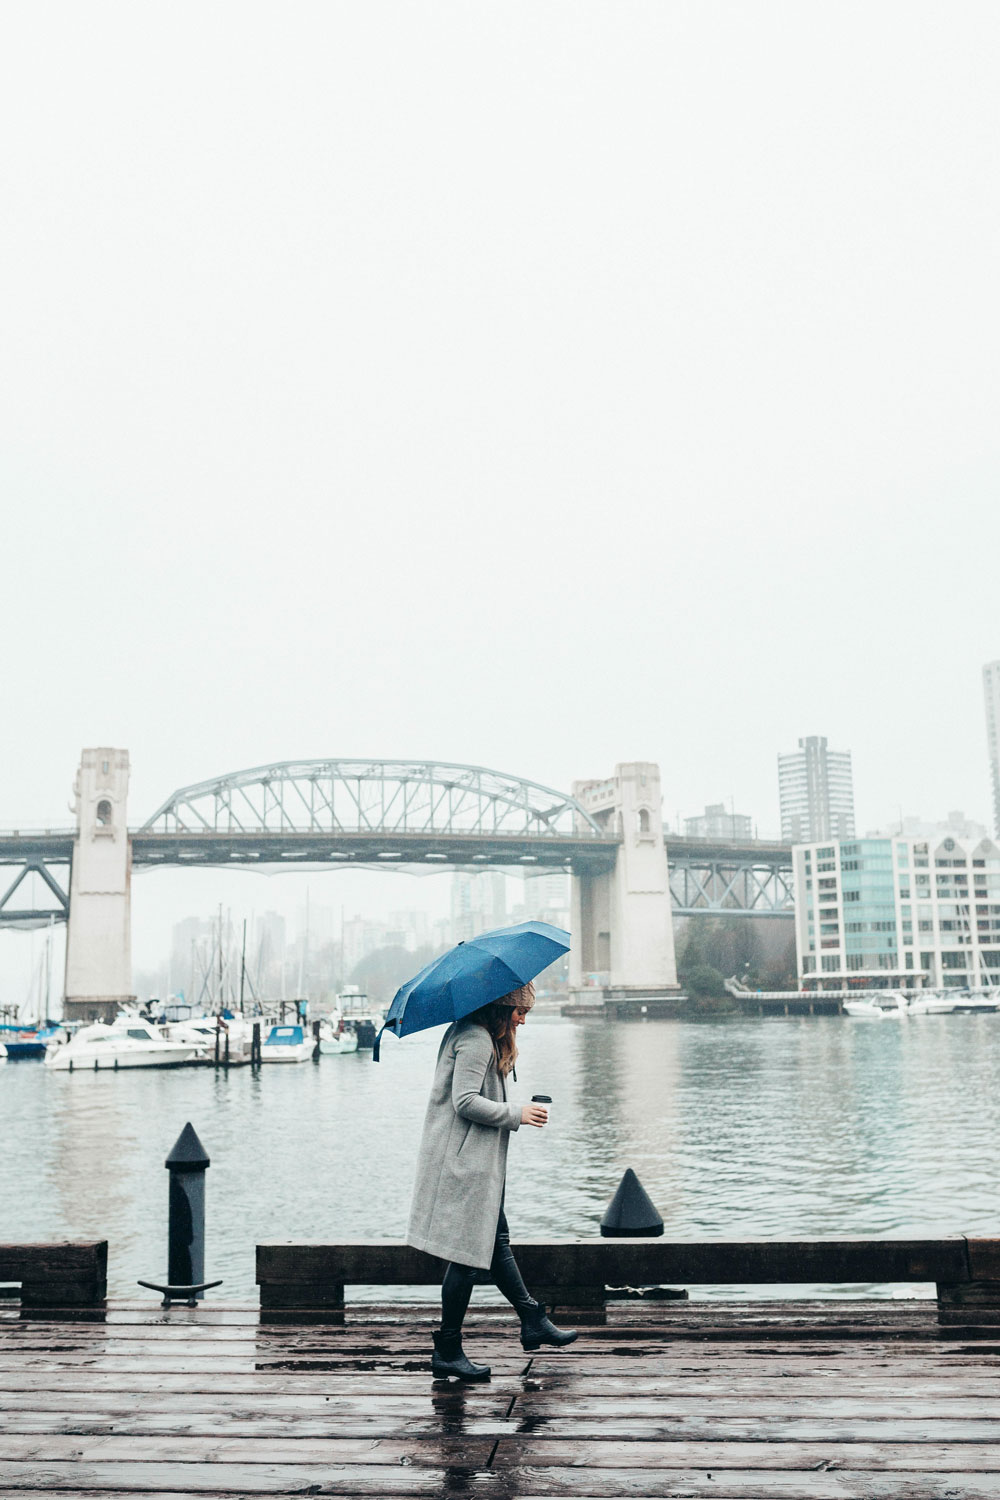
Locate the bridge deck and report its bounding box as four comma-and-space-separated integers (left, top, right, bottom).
3, 1298, 1000, 1497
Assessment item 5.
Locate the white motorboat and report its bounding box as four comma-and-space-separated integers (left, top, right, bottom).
260, 1023, 316, 1063
337, 986, 385, 1049
45, 1017, 200, 1071
317, 1014, 359, 1055
907, 991, 959, 1015
0, 1042, 7, 1061
951, 991, 1000, 1014
159, 1010, 254, 1063
843, 991, 909, 1020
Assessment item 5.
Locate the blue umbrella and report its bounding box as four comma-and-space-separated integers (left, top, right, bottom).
372, 920, 570, 1060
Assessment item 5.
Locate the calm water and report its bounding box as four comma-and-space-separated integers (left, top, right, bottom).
3, 1012, 999, 1300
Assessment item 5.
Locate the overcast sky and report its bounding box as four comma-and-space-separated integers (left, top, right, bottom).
2, 3, 999, 987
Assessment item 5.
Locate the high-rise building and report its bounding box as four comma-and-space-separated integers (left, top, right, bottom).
794, 833, 1000, 991
778, 736, 855, 844
520, 870, 570, 927
450, 872, 507, 943
984, 660, 1000, 837
684, 803, 753, 840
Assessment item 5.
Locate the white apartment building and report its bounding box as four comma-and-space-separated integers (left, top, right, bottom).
779, 736, 855, 844
794, 834, 1000, 991
985, 660, 1000, 838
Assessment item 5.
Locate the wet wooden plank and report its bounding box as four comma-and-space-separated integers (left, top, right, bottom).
3, 1333, 995, 1362
5, 1470, 1000, 1498
0, 1415, 511, 1439
7, 1368, 1000, 1399
0, 1464, 466, 1494
0, 1331, 964, 1357
5, 1412, 1000, 1443
0, 1435, 493, 1465
0, 1393, 505, 1415
7, 1389, 1000, 1418
492, 1438, 1000, 1469
5, 1432, 1000, 1471
488, 1475, 1000, 1498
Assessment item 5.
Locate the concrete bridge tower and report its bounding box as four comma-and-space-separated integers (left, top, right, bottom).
569, 762, 679, 999
63, 749, 134, 1022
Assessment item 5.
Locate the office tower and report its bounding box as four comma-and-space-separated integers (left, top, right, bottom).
778, 736, 855, 844
985, 661, 1000, 837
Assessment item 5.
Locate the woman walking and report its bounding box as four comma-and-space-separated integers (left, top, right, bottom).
407, 980, 578, 1380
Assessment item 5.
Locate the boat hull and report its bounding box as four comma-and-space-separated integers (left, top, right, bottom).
319, 1036, 359, 1054
46, 1049, 199, 1071
260, 1044, 316, 1063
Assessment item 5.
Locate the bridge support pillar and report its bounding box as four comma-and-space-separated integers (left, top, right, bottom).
569, 763, 679, 1004
63, 749, 135, 1023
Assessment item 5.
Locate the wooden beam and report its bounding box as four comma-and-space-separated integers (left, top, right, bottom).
256, 1236, 970, 1289
0, 1244, 107, 1283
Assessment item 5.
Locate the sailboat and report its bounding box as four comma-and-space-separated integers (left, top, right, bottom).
0, 921, 66, 1059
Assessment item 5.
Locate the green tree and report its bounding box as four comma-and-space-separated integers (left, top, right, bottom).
676, 922, 727, 1000
679, 916, 762, 987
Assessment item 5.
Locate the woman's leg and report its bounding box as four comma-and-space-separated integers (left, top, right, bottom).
440, 1260, 477, 1337
433, 1261, 491, 1381
489, 1199, 579, 1351
489, 1202, 535, 1316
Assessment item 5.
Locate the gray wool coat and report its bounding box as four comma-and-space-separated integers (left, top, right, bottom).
407, 1020, 521, 1270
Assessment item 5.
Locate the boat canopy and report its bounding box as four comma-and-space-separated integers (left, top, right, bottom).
265, 1025, 305, 1045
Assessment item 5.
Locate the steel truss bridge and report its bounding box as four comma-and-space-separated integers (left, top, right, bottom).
665, 836, 794, 919
0, 759, 793, 926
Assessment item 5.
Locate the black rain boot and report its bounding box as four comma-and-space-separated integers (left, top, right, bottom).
519, 1303, 579, 1352
431, 1329, 491, 1381
489, 1230, 578, 1354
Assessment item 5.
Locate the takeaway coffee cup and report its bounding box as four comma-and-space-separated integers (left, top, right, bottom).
532, 1094, 552, 1124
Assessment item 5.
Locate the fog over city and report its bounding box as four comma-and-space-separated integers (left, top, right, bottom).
2, 2, 998, 997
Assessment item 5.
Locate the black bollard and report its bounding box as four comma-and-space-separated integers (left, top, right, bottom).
600, 1168, 664, 1237
136, 1124, 222, 1308
167, 1123, 210, 1294
251, 1021, 261, 1066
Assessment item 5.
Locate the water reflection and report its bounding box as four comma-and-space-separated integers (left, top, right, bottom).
3, 1013, 999, 1298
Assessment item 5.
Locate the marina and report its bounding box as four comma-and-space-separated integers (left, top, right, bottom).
6, 1012, 1000, 1303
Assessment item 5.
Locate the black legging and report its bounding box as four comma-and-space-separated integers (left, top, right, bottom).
440, 1196, 535, 1336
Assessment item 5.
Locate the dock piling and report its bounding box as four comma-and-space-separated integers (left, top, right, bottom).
166, 1123, 210, 1298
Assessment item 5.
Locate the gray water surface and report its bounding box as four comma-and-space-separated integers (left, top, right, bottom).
2, 1013, 998, 1299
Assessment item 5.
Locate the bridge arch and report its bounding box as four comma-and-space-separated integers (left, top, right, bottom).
141, 759, 604, 840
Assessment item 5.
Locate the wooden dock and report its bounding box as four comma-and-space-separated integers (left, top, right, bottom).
5, 1298, 1000, 1496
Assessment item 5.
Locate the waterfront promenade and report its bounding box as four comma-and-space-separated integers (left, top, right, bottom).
4, 1297, 1000, 1497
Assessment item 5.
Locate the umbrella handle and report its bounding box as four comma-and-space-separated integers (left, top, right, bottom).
372, 1024, 386, 1062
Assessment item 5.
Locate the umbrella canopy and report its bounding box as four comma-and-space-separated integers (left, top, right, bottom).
373, 920, 569, 1060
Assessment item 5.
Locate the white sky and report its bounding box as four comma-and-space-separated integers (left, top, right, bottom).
2, 2, 999, 989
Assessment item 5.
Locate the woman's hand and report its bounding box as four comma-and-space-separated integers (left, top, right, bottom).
521, 1103, 548, 1128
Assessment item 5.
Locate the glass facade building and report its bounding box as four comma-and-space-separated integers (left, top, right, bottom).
794, 834, 1000, 990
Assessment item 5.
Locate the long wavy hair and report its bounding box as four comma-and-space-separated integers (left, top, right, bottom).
467, 981, 535, 1076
